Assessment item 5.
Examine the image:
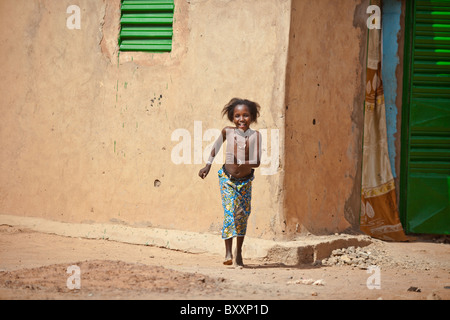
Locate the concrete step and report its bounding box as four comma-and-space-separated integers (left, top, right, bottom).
0, 214, 372, 265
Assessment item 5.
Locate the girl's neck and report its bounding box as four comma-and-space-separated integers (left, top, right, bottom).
235, 127, 252, 136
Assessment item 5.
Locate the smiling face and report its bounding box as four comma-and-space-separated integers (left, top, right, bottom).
233, 104, 252, 131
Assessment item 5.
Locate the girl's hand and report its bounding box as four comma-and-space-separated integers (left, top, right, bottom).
198, 165, 211, 179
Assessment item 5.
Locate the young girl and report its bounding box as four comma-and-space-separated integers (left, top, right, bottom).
198, 98, 262, 266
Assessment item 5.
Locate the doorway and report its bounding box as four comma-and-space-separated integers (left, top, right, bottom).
400, 0, 450, 234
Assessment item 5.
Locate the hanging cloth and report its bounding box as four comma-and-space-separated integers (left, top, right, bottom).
360, 0, 409, 241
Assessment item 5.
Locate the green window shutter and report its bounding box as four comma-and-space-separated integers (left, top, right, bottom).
401, 0, 450, 234
119, 0, 174, 52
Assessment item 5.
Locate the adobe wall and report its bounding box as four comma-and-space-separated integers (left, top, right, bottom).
283, 0, 370, 236
0, 0, 290, 239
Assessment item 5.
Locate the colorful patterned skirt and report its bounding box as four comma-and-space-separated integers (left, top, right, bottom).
218, 165, 254, 239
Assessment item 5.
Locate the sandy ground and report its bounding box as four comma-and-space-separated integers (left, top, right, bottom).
0, 224, 449, 301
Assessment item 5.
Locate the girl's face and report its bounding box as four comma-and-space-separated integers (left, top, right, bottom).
233, 104, 252, 131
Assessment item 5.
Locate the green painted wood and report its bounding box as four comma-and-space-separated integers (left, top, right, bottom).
119, 0, 174, 52
401, 0, 450, 235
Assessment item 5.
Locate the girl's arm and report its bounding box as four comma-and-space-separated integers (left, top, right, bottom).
198, 127, 228, 179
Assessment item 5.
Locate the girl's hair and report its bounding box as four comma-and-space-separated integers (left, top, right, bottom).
221, 98, 261, 123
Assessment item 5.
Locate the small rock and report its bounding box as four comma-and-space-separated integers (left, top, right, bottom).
313, 279, 325, 286
353, 257, 364, 265
288, 278, 324, 286
427, 292, 441, 300
341, 254, 352, 264
328, 257, 338, 264
407, 286, 421, 292
300, 278, 315, 285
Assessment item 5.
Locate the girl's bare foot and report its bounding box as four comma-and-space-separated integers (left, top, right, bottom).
235, 252, 244, 266
234, 237, 245, 266
223, 253, 233, 265
224, 238, 233, 265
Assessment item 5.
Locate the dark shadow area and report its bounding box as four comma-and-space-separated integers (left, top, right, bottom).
241, 262, 322, 270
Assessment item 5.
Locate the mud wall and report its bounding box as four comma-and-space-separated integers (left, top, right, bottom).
283, 0, 370, 236
0, 0, 290, 239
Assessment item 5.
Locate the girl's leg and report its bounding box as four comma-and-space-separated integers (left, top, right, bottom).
224, 238, 233, 265
235, 236, 244, 266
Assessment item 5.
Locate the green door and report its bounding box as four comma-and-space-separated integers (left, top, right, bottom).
401, 0, 450, 234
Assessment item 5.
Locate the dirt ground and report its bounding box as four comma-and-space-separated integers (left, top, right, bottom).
0, 224, 449, 301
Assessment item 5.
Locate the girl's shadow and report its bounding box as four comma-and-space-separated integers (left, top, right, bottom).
241, 262, 322, 270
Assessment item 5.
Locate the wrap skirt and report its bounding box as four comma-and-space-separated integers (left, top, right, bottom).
218, 165, 254, 239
